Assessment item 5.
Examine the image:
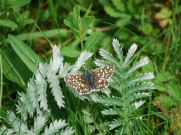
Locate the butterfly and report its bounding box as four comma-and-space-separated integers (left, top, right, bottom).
65, 65, 115, 94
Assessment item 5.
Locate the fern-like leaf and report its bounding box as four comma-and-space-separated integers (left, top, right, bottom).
36, 63, 48, 111
2, 45, 74, 135
94, 59, 109, 67
71, 51, 92, 73
125, 57, 149, 78
6, 111, 28, 134
127, 82, 154, 96
60, 127, 75, 135
99, 48, 119, 66
95, 38, 155, 134
109, 118, 122, 130
112, 38, 123, 64
48, 75, 64, 108
98, 96, 123, 106
127, 73, 155, 87
44, 120, 67, 135
101, 108, 122, 116
123, 43, 137, 68
33, 112, 48, 134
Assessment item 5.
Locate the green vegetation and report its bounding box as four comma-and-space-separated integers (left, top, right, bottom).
0, 0, 181, 134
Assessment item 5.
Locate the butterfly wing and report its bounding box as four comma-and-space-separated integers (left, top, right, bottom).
65, 74, 90, 94
93, 65, 115, 90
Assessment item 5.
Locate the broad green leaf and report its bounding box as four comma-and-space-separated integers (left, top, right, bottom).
116, 15, 131, 27
8, 35, 39, 73
99, 0, 112, 7
154, 72, 173, 83
112, 0, 125, 12
63, 19, 80, 35
139, 23, 153, 35
63, 6, 81, 36
19, 11, 34, 26
72, 6, 80, 18
0, 19, 17, 29
61, 47, 80, 57
82, 16, 95, 33
104, 6, 122, 17
2, 47, 32, 88
156, 95, 179, 107
7, 0, 30, 9
155, 7, 172, 20
85, 31, 102, 52
166, 81, 181, 102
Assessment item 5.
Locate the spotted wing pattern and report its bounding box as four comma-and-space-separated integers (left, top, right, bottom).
65, 65, 115, 95
93, 65, 115, 90
65, 74, 90, 94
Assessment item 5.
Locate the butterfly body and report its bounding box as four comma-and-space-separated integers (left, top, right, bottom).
84, 70, 95, 90
65, 66, 115, 94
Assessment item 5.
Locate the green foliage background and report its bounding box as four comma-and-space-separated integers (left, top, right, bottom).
0, 0, 181, 134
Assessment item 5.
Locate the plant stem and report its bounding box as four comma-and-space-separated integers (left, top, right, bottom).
0, 53, 3, 109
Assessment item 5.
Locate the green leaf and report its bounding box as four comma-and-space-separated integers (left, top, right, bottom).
154, 72, 174, 84
82, 16, 95, 32
19, 11, 34, 26
63, 6, 81, 36
141, 56, 154, 72
0, 19, 17, 29
116, 15, 131, 27
2, 47, 32, 88
156, 94, 180, 107
16, 29, 68, 41
7, 0, 30, 9
61, 47, 80, 57
85, 31, 102, 52
155, 7, 172, 20
112, 0, 125, 12
139, 23, 153, 35
8, 35, 39, 73
104, 6, 122, 17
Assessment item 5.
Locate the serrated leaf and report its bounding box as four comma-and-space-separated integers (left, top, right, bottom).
60, 127, 74, 135
98, 96, 123, 106
126, 82, 154, 96
125, 57, 149, 78
8, 35, 39, 73
99, 48, 119, 66
34, 113, 48, 134
127, 73, 155, 87
112, 38, 123, 64
123, 43, 137, 68
109, 119, 122, 130
71, 51, 92, 73
44, 120, 67, 135
101, 108, 122, 115
49, 75, 64, 108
